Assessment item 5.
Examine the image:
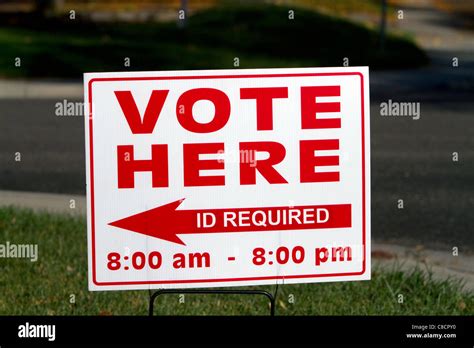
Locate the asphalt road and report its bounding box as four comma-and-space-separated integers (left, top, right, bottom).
0, 3, 473, 251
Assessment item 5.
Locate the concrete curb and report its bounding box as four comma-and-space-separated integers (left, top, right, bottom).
0, 80, 83, 99
0, 190, 86, 215
1, 190, 473, 291
371, 243, 474, 291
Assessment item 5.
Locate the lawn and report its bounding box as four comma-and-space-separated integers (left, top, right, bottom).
0, 206, 471, 315
0, 4, 428, 79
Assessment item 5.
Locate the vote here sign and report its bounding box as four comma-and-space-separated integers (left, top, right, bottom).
84, 67, 371, 290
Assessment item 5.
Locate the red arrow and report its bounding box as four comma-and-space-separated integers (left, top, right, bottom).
109, 199, 351, 245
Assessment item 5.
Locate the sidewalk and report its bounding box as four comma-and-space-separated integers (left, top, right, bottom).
1, 189, 473, 292
0, 190, 86, 215
0, 79, 83, 99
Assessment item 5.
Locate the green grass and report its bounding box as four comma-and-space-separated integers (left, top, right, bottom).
0, 206, 472, 315
0, 4, 428, 79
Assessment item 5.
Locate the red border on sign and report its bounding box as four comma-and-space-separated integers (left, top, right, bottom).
88, 71, 367, 286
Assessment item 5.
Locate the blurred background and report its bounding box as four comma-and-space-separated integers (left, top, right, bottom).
0, 0, 473, 315
1, 0, 472, 250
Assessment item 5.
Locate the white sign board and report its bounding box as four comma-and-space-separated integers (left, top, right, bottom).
84, 67, 371, 290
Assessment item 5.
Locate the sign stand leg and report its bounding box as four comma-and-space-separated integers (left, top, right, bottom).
149, 289, 276, 316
